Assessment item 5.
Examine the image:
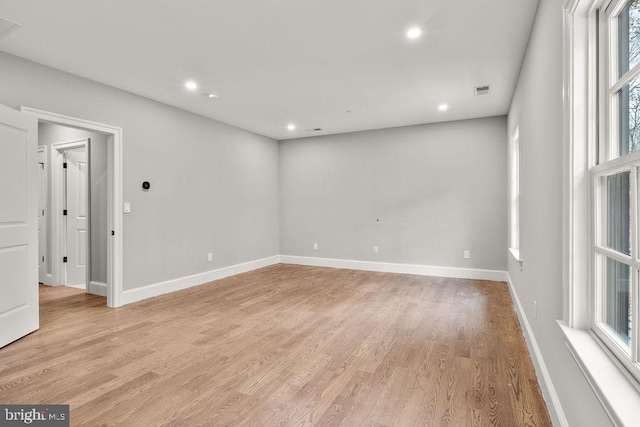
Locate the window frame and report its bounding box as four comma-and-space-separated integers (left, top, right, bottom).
591, 0, 640, 385
509, 125, 522, 267
563, 1, 640, 424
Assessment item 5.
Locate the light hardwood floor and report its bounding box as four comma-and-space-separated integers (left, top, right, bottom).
0, 264, 551, 426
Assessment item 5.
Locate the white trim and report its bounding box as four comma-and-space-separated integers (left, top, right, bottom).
20, 106, 124, 308
506, 273, 569, 427
559, 322, 640, 427
119, 255, 508, 306
42, 274, 54, 286
88, 281, 107, 297
37, 145, 50, 285
279, 255, 508, 282
563, 0, 601, 331
120, 256, 280, 306
510, 124, 521, 255
509, 248, 523, 270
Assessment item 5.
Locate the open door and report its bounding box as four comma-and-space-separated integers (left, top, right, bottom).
0, 104, 39, 348
64, 146, 88, 287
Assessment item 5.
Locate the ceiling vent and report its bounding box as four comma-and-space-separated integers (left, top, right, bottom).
474, 85, 491, 96
0, 17, 20, 39
304, 128, 323, 133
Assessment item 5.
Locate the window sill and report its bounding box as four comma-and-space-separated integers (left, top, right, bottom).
509, 247, 523, 270
558, 321, 640, 426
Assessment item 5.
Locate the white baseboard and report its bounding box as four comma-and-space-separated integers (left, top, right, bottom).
118, 253, 507, 307
505, 273, 568, 427
39, 273, 54, 286
279, 255, 509, 282
120, 255, 280, 306
88, 281, 107, 297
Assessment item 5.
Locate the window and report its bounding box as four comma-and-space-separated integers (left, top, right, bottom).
593, 0, 640, 383
509, 126, 522, 265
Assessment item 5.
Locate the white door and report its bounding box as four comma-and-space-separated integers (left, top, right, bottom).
0, 104, 39, 348
64, 147, 87, 287
37, 146, 47, 283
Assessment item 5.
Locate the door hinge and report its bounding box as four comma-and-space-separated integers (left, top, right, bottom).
63, 162, 67, 169
42, 256, 44, 262
63, 256, 68, 263
63, 209, 67, 216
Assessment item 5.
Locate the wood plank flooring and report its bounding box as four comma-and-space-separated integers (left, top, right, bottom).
0, 264, 552, 426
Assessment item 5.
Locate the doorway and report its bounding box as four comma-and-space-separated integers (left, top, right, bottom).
22, 106, 123, 307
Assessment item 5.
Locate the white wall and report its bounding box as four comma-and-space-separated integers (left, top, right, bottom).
280, 117, 507, 271
0, 51, 280, 292
508, 0, 613, 425
38, 122, 109, 284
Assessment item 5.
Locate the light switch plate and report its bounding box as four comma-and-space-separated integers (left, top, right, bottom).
124, 202, 131, 213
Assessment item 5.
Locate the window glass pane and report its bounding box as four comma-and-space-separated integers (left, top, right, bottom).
605, 171, 631, 255
617, 76, 640, 156
619, 0, 640, 77
603, 257, 632, 348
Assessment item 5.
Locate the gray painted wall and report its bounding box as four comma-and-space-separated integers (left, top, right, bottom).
0, 51, 280, 291
38, 122, 109, 284
508, 0, 613, 425
279, 117, 507, 271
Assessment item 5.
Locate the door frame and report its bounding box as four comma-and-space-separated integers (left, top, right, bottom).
37, 145, 51, 285
51, 139, 88, 289
22, 106, 124, 308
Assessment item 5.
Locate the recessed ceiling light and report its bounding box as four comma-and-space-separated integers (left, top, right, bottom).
438, 104, 449, 111
406, 27, 422, 39
208, 92, 219, 98
185, 81, 197, 90
287, 124, 296, 131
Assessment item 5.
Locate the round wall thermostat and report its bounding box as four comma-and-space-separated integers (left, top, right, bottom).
142, 181, 150, 190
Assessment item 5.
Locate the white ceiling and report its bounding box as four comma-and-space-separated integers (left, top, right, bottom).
0, 0, 539, 140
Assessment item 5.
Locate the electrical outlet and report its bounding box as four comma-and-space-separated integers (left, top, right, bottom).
533, 300, 537, 319
207, 253, 213, 262
463, 250, 470, 259
313, 243, 318, 250
373, 246, 379, 253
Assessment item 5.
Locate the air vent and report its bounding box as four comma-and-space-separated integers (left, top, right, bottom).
474, 85, 491, 96
0, 17, 20, 39
304, 128, 323, 133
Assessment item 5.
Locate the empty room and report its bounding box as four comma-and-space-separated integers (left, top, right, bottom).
0, 0, 639, 426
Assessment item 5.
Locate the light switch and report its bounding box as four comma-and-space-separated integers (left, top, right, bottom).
124, 202, 131, 213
